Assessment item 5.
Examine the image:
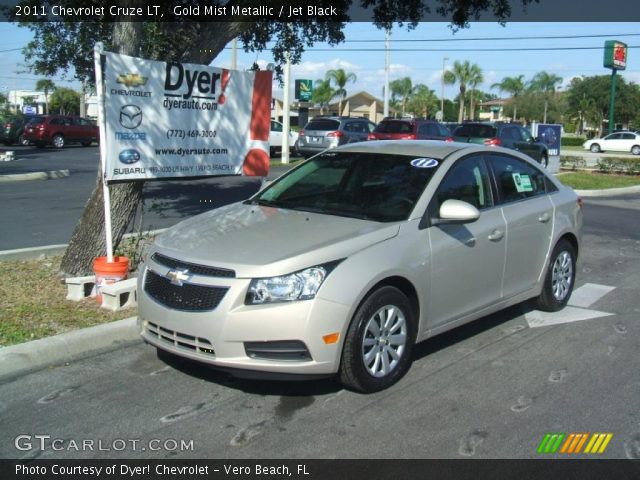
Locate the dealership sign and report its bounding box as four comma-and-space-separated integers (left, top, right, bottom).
101, 51, 272, 181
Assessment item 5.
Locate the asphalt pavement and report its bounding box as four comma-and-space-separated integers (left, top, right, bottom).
0, 193, 639, 459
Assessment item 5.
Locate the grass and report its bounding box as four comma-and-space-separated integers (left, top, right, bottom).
557, 171, 640, 190
0, 257, 135, 347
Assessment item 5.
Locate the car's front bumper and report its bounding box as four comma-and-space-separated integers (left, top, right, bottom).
136, 263, 351, 377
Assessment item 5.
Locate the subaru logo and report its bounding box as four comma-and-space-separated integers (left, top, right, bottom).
166, 269, 190, 286
118, 149, 141, 164
119, 105, 142, 129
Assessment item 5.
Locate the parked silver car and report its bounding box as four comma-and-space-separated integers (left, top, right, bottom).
137, 141, 582, 392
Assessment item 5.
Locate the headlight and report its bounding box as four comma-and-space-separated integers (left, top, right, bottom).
246, 262, 340, 305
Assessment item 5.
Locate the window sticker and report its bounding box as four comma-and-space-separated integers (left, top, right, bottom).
512, 173, 533, 192
410, 158, 439, 168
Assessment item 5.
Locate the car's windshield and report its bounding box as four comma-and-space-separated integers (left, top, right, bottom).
248, 151, 441, 222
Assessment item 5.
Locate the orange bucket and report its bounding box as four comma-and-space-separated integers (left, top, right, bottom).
93, 256, 129, 303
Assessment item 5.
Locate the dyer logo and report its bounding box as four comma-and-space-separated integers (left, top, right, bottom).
164, 62, 221, 100
120, 105, 142, 129
119, 149, 141, 164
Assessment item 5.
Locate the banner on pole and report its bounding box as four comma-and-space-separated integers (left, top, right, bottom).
102, 51, 272, 182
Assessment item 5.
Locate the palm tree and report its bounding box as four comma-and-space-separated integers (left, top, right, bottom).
389, 77, 414, 116
467, 65, 484, 120
444, 60, 483, 123
35, 79, 56, 115
491, 75, 525, 121
407, 84, 438, 118
325, 69, 357, 115
312, 79, 335, 115
528, 71, 563, 123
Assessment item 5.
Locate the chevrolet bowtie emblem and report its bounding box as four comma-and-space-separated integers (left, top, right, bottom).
116, 73, 148, 87
166, 269, 190, 286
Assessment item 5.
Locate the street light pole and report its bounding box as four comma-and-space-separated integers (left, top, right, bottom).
440, 57, 448, 121
384, 30, 390, 118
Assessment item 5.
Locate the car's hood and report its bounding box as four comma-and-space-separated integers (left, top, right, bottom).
154, 202, 400, 278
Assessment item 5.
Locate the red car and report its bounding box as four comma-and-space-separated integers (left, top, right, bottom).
368, 118, 453, 141
23, 115, 98, 148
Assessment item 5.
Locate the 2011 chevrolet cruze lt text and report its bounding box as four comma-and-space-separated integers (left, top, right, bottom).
137, 141, 582, 392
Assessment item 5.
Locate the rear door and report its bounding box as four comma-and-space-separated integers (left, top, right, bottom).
488, 153, 554, 298
427, 154, 506, 328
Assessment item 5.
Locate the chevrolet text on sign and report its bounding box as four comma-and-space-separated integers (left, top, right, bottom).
103, 51, 272, 181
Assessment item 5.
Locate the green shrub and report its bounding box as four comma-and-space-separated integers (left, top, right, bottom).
560, 156, 587, 170
561, 137, 587, 147
596, 157, 640, 174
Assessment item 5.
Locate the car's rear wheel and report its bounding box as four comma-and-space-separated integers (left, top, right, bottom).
590, 144, 601, 153
631, 145, 640, 155
535, 239, 576, 312
339, 286, 415, 393
52, 134, 65, 148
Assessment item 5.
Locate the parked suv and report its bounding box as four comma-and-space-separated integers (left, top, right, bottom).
0, 115, 34, 146
368, 118, 452, 141
452, 122, 549, 166
23, 115, 98, 148
296, 116, 376, 158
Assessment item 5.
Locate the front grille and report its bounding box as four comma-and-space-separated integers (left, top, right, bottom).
151, 253, 235, 278
244, 341, 312, 361
144, 270, 228, 311
146, 322, 215, 356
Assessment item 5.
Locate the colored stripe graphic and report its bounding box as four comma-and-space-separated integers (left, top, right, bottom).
584, 433, 613, 454
538, 433, 613, 454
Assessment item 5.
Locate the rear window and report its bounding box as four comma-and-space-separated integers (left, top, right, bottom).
27, 117, 46, 125
374, 121, 414, 134
305, 119, 341, 131
453, 124, 496, 138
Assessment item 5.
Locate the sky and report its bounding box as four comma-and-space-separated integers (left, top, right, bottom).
1, 21, 639, 102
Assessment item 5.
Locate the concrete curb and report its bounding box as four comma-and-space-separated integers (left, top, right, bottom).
0, 317, 140, 382
574, 185, 640, 197
0, 228, 167, 261
0, 169, 70, 183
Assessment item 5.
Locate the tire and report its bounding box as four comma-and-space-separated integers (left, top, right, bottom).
81, 141, 92, 147
631, 145, 640, 155
52, 134, 65, 148
535, 239, 576, 312
19, 135, 28, 146
590, 144, 601, 153
339, 286, 416, 393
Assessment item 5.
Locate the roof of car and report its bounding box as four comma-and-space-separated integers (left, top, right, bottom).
329, 140, 481, 158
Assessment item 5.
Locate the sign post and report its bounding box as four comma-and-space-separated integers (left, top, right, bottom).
603, 40, 628, 134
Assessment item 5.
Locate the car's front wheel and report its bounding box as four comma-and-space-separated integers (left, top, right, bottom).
535, 239, 576, 312
590, 144, 601, 153
339, 286, 416, 393
52, 134, 65, 148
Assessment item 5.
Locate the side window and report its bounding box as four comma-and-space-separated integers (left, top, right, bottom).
622, 133, 635, 140
433, 155, 494, 211
417, 124, 429, 135
518, 127, 533, 142
271, 121, 283, 132
51, 118, 64, 125
489, 154, 547, 203
368, 122, 376, 133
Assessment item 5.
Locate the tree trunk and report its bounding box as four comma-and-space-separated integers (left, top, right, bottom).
60, 21, 246, 276
457, 88, 465, 123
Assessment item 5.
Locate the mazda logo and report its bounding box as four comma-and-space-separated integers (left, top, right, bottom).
119, 105, 142, 129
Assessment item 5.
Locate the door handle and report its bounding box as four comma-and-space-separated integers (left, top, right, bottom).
488, 229, 504, 241
538, 213, 551, 223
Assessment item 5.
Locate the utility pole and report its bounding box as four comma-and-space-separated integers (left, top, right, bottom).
231, 38, 237, 70
384, 30, 390, 118
440, 57, 448, 122
282, 49, 291, 164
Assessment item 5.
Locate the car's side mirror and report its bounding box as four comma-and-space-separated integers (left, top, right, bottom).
431, 199, 480, 225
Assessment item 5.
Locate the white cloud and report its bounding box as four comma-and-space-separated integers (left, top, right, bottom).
291, 58, 362, 78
